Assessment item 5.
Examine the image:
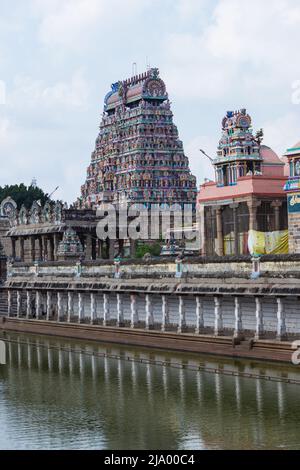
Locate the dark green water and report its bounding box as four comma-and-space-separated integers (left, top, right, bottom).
1, 332, 300, 450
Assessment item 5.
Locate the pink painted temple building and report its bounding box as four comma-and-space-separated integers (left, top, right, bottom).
198, 109, 288, 256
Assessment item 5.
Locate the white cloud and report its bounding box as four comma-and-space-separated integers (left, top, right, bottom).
175, 0, 210, 20
32, 0, 150, 49
164, 0, 300, 103
263, 111, 300, 156
8, 70, 89, 110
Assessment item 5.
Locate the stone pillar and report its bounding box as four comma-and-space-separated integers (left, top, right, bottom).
78, 293, 84, 323
53, 234, 59, 261
272, 201, 282, 232
145, 294, 154, 330
57, 292, 63, 322
90, 293, 96, 325
117, 293, 124, 327
42, 236, 48, 261
36, 291, 41, 319
103, 293, 110, 326
46, 291, 52, 321
216, 207, 224, 257
38, 237, 43, 260
230, 203, 239, 256
26, 291, 32, 319
48, 237, 54, 261
7, 290, 12, 317
255, 297, 264, 340
85, 234, 93, 260
234, 297, 243, 339
214, 297, 223, 336
161, 295, 169, 332
195, 296, 204, 334
247, 199, 261, 232
97, 240, 103, 260
277, 297, 287, 341
178, 296, 186, 334
20, 238, 25, 261
109, 240, 115, 260
67, 292, 73, 323
16, 291, 21, 318
130, 294, 138, 328
11, 238, 16, 259
30, 237, 36, 262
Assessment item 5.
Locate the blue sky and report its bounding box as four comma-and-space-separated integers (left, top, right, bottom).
0, 0, 300, 203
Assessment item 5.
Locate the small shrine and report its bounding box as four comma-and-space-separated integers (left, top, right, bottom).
57, 228, 84, 260
198, 109, 288, 256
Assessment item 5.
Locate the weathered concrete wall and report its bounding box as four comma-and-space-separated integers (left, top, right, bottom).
8, 255, 300, 280
288, 212, 300, 254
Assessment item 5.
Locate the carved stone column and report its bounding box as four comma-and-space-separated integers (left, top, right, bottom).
67, 292, 73, 323
145, 294, 154, 330
195, 296, 204, 334
234, 297, 243, 339
38, 237, 43, 260
178, 296, 186, 334
11, 238, 16, 259
271, 201, 282, 232
7, 290, 12, 317
57, 292, 63, 322
46, 291, 52, 321
214, 296, 223, 336
255, 297, 264, 340
78, 293, 84, 323
53, 234, 59, 261
26, 291, 32, 319
130, 294, 138, 328
103, 293, 110, 326
230, 203, 239, 256
36, 291, 42, 320
117, 293, 124, 327
161, 295, 169, 332
20, 238, 25, 262
42, 236, 48, 261
16, 291, 21, 318
247, 199, 261, 232
216, 207, 224, 257
30, 237, 36, 262
90, 293, 96, 325
48, 237, 54, 261
85, 234, 93, 260
276, 297, 287, 341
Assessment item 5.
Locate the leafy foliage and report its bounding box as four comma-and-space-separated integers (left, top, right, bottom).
135, 242, 162, 259
0, 184, 49, 209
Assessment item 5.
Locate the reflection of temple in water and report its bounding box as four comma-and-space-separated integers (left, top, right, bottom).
2, 334, 300, 450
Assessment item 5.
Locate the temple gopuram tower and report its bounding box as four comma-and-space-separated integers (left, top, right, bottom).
80, 68, 197, 209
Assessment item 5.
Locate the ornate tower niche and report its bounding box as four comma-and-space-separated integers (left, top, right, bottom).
214, 109, 262, 187
80, 68, 197, 209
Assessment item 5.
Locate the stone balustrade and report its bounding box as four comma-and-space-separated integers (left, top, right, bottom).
4, 288, 297, 341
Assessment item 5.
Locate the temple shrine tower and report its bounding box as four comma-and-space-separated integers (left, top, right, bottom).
198, 109, 287, 256
80, 68, 197, 209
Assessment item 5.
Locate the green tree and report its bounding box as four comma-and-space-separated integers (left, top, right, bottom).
136, 242, 162, 259
0, 184, 50, 209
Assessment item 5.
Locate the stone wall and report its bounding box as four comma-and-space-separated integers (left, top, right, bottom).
7, 255, 300, 280
288, 212, 300, 254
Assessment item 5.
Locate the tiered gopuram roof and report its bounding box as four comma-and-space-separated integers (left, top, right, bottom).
80, 68, 197, 208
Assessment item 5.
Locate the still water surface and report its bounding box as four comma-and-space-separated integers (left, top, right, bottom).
1, 332, 300, 450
